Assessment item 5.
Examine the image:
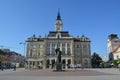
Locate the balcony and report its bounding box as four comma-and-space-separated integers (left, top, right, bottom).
45, 54, 71, 56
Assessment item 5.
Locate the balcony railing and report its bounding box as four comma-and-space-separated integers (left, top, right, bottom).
45, 54, 71, 56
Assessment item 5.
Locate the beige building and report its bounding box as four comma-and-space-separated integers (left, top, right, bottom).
108, 34, 120, 60
25, 11, 91, 69
112, 46, 120, 60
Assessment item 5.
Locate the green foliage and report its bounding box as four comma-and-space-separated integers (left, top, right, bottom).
91, 52, 103, 68
100, 62, 105, 67
112, 59, 120, 65
100, 61, 110, 68
113, 60, 118, 65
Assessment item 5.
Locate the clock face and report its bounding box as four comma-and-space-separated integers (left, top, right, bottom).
57, 27, 60, 30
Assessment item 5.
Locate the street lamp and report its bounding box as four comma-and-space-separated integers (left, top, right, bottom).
19, 42, 26, 57
20, 42, 26, 68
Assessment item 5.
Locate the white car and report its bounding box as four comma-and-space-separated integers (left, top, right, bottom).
70, 64, 82, 68
76, 64, 81, 68
70, 64, 75, 68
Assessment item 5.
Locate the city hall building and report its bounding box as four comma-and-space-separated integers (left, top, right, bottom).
25, 11, 91, 69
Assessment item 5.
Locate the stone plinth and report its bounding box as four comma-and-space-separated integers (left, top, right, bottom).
56, 63, 62, 71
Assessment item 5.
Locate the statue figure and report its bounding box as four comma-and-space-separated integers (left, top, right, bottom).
55, 48, 62, 63
54, 35, 63, 71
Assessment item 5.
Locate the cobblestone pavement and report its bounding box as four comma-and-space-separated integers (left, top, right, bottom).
0, 68, 120, 80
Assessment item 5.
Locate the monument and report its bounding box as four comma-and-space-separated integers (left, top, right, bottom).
53, 35, 64, 71
55, 48, 62, 71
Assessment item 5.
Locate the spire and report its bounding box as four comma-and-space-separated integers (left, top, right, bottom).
55, 9, 63, 32
56, 9, 61, 20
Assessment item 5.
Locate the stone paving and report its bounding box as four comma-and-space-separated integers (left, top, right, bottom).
0, 68, 120, 80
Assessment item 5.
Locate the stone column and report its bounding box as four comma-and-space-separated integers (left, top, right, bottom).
31, 61, 34, 69
49, 59, 52, 69
35, 61, 37, 69
65, 43, 67, 55
28, 61, 30, 69
66, 59, 68, 69
50, 43, 52, 55
42, 56, 46, 69
25, 61, 28, 69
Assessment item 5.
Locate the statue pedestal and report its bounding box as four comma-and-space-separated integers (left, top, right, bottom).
53, 48, 65, 72
53, 63, 65, 72
56, 63, 62, 71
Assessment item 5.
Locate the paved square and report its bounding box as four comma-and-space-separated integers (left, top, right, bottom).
0, 68, 120, 80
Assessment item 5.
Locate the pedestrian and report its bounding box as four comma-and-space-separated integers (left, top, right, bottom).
81, 65, 84, 70
13, 65, 16, 71
74, 64, 76, 70
1, 65, 4, 71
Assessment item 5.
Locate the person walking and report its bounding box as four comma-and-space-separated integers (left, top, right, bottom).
1, 65, 4, 71
13, 65, 16, 71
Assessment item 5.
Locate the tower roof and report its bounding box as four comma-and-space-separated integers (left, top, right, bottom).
56, 10, 61, 20
108, 34, 118, 40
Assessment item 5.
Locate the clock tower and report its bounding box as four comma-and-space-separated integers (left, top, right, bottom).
54, 11, 63, 32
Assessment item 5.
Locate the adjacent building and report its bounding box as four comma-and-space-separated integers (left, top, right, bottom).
0, 49, 25, 68
108, 33, 120, 61
100, 55, 108, 62
25, 11, 91, 69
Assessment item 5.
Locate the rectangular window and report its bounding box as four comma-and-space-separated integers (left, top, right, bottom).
39, 45, 43, 48
62, 43, 65, 47
27, 44, 29, 48
51, 48, 55, 54
29, 49, 32, 57
52, 43, 55, 47
77, 45, 79, 48
29, 44, 37, 49
30, 44, 33, 48
33, 45, 36, 48
38, 52, 40, 56
46, 48, 50, 55
67, 43, 70, 48
67, 48, 71, 55
57, 43, 60, 48
62, 48, 65, 55
47, 43, 50, 47
83, 44, 87, 49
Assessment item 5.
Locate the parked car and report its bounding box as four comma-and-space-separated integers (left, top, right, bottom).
70, 64, 82, 68
70, 64, 75, 68
76, 64, 82, 68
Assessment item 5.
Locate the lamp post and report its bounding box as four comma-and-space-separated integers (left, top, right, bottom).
19, 42, 26, 57
20, 42, 26, 68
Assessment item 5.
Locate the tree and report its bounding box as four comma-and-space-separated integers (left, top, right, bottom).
91, 52, 103, 68
112, 59, 120, 67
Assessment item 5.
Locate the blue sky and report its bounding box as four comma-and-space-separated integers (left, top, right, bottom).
0, 0, 120, 56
